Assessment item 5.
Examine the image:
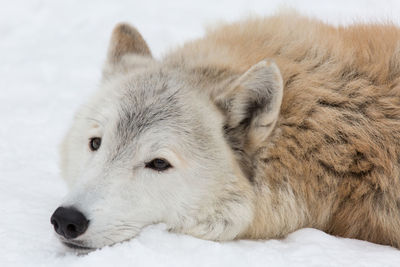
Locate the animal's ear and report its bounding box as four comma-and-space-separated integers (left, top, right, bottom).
103, 23, 153, 78
217, 60, 283, 149
107, 23, 152, 64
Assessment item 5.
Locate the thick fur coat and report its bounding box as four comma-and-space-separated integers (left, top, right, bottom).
165, 13, 400, 247
53, 12, 400, 250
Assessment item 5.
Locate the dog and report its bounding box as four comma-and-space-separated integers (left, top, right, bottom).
51, 12, 400, 251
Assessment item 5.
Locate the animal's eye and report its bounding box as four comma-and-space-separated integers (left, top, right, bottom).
89, 137, 101, 151
145, 158, 172, 171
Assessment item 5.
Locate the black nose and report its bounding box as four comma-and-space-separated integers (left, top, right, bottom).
50, 207, 89, 239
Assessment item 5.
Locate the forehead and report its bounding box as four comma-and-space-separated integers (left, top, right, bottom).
115, 72, 184, 140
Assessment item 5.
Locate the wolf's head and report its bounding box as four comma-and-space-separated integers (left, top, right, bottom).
51, 24, 283, 251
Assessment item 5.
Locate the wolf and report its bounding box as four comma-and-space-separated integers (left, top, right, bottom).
51, 12, 400, 251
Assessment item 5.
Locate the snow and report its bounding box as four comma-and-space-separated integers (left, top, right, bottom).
1, 0, 400, 266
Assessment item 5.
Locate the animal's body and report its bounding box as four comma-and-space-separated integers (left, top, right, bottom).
51, 13, 400, 250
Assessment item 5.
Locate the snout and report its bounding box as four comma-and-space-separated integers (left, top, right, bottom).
50, 207, 89, 239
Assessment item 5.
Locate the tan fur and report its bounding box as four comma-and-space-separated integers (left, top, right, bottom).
163, 12, 400, 247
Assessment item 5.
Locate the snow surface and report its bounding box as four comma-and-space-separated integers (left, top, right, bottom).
2, 0, 400, 266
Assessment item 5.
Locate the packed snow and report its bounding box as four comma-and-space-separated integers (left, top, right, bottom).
1, 0, 400, 266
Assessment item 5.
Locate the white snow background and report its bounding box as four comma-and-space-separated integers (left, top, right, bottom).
2, 0, 400, 266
